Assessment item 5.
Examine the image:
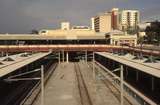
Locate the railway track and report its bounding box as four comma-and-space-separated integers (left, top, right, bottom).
87, 62, 133, 105
1, 61, 57, 105
21, 62, 58, 105
74, 63, 93, 105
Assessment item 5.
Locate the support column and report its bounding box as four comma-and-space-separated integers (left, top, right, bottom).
41, 65, 44, 105
66, 51, 69, 63
120, 65, 124, 105
151, 77, 154, 91
1, 52, 4, 57
62, 50, 64, 63
6, 52, 8, 57
58, 51, 61, 64
85, 50, 87, 63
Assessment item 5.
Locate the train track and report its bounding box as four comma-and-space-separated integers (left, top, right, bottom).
87, 62, 133, 105
21, 62, 58, 105
74, 63, 93, 105
1, 61, 57, 105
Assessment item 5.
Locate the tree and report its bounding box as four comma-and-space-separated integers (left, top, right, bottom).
145, 20, 160, 45
31, 29, 39, 34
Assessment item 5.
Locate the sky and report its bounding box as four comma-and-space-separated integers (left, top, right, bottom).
0, 0, 160, 33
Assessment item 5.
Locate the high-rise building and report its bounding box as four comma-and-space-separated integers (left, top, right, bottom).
61, 22, 70, 30
119, 10, 140, 30
91, 17, 95, 30
111, 8, 119, 30
91, 12, 112, 33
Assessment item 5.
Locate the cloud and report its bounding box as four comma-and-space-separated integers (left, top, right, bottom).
0, 0, 160, 33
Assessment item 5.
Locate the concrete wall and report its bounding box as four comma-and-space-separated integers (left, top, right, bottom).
110, 34, 137, 46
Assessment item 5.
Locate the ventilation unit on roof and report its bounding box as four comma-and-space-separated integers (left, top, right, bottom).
132, 54, 143, 60
0, 62, 4, 65
3, 57, 15, 61
20, 54, 29, 57
144, 56, 157, 63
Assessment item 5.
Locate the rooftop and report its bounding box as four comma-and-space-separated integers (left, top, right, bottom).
0, 33, 106, 40
96, 52, 160, 78
0, 52, 51, 77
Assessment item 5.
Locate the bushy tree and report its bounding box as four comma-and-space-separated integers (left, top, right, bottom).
31, 29, 39, 34
145, 20, 160, 45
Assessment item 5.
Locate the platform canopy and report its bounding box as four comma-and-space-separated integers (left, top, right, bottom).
96, 52, 160, 78
0, 33, 106, 40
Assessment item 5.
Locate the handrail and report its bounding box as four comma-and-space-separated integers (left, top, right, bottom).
96, 61, 157, 105
0, 45, 159, 56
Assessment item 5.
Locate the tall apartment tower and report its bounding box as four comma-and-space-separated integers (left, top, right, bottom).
61, 22, 70, 30
91, 17, 95, 30
111, 8, 119, 30
91, 13, 111, 33
120, 10, 140, 30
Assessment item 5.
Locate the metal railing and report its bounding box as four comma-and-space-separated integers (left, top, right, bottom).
96, 61, 157, 105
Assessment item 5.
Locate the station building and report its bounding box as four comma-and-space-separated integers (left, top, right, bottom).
105, 30, 137, 46
0, 22, 137, 46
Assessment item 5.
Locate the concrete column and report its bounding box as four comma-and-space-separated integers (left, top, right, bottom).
110, 39, 113, 45
66, 51, 69, 63
41, 65, 44, 105
120, 65, 124, 105
85, 50, 87, 63
6, 53, 8, 57
62, 50, 64, 62
151, 77, 154, 91
58, 51, 61, 64
1, 52, 4, 57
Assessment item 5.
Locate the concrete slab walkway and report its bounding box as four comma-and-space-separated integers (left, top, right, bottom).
33, 63, 80, 105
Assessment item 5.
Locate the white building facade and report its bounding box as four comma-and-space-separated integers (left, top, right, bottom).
91, 13, 112, 33
61, 22, 70, 30
119, 10, 140, 30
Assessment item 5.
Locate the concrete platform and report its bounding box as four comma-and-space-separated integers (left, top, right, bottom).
33, 63, 80, 105
0, 52, 51, 77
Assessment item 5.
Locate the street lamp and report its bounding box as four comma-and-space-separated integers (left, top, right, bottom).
4, 65, 45, 105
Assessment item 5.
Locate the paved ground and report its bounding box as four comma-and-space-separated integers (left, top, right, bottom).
79, 61, 120, 105
33, 61, 128, 105
33, 63, 80, 105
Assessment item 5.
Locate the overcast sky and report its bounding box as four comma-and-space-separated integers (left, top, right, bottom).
0, 0, 160, 33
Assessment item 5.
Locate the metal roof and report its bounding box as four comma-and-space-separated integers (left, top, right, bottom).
0, 34, 106, 40
0, 52, 51, 77
96, 52, 160, 78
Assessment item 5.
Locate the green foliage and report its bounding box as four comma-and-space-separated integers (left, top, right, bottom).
126, 26, 138, 35
31, 29, 39, 34
145, 20, 160, 45
137, 36, 144, 44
